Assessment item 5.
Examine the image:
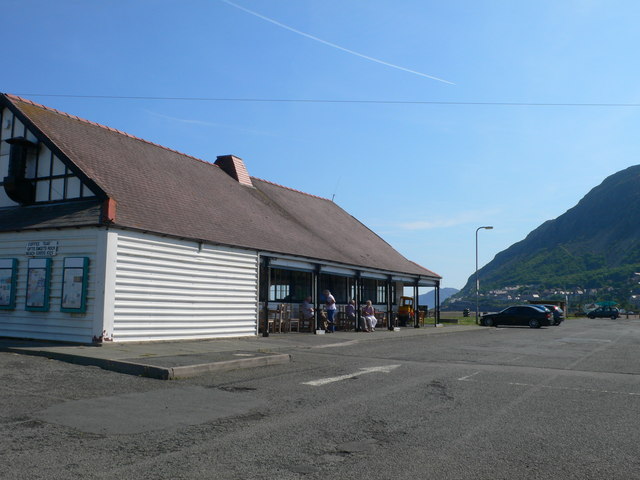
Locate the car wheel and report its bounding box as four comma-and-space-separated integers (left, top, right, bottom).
529, 318, 541, 329
484, 318, 494, 327
611, 315, 617, 319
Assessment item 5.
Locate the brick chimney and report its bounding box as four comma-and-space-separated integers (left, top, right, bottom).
215, 155, 253, 187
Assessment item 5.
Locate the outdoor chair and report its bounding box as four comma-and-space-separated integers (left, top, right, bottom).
259, 306, 279, 333
288, 305, 300, 332
375, 312, 387, 329
335, 310, 350, 331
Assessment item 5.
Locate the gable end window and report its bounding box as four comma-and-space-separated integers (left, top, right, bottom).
0, 137, 96, 206
3, 137, 38, 204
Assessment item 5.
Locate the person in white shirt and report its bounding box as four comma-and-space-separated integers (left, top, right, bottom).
323, 289, 337, 332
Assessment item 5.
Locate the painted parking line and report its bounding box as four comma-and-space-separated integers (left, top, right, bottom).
458, 374, 640, 397
311, 340, 360, 349
303, 364, 401, 386
556, 337, 613, 344
505, 381, 640, 397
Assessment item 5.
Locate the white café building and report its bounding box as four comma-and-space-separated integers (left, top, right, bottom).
0, 94, 441, 343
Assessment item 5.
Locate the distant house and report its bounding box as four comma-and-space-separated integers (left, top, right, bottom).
0, 94, 441, 343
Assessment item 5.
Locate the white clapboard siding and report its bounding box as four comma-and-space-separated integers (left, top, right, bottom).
111, 230, 258, 341
0, 228, 103, 343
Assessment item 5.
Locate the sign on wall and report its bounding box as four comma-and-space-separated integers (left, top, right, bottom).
0, 259, 18, 310
25, 258, 52, 311
61, 257, 89, 313
25, 240, 59, 257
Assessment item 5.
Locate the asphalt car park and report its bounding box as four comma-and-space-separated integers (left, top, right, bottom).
2, 318, 640, 479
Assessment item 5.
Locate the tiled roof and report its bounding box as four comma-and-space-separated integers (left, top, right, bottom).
2, 94, 440, 279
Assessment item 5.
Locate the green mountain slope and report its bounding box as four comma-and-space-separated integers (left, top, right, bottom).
458, 165, 640, 296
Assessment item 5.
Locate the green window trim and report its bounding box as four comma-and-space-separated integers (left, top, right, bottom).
0, 258, 18, 310
25, 258, 52, 312
60, 257, 89, 313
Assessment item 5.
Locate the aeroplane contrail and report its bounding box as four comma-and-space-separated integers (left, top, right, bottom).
220, 0, 455, 85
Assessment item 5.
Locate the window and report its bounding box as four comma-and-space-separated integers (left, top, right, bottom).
29, 148, 96, 203
61, 257, 89, 313
0, 259, 18, 310
0, 112, 96, 206
269, 268, 312, 302
25, 258, 52, 311
320, 274, 355, 304
1, 142, 95, 204
360, 278, 390, 305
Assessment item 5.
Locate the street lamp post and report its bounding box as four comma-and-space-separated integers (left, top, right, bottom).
475, 226, 493, 324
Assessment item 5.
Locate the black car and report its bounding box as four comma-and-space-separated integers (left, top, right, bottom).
587, 306, 620, 319
481, 305, 553, 328
541, 304, 565, 325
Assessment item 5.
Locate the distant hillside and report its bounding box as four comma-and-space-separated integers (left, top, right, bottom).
454, 165, 640, 304
418, 288, 459, 308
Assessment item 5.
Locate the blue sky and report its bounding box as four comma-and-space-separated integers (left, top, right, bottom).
4, 0, 640, 289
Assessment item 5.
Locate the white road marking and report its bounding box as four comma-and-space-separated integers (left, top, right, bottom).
311, 340, 360, 349
458, 371, 482, 381
556, 337, 613, 344
459, 377, 640, 397
506, 381, 640, 397
303, 365, 401, 386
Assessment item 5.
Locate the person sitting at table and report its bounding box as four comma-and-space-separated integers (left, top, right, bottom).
345, 299, 358, 331
362, 300, 377, 332
301, 296, 314, 329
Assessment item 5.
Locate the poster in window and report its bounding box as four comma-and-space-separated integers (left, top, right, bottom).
0, 259, 18, 309
26, 258, 51, 311
61, 257, 89, 313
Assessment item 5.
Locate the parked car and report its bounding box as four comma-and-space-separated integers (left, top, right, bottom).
540, 304, 565, 325
481, 305, 553, 328
587, 306, 620, 319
